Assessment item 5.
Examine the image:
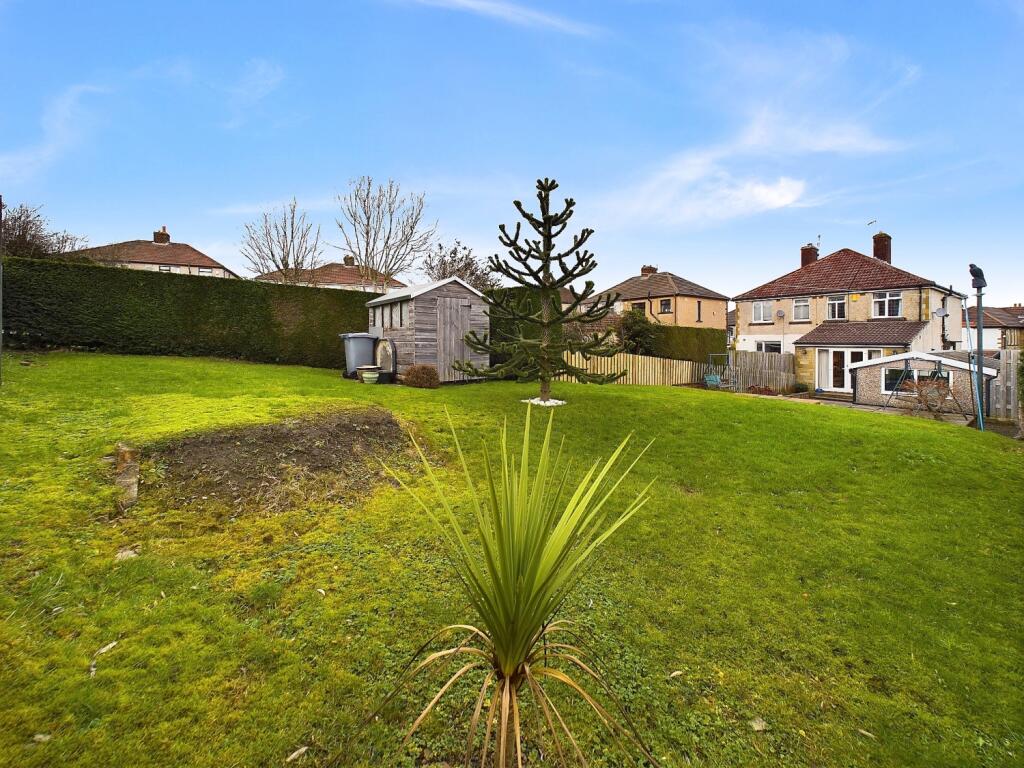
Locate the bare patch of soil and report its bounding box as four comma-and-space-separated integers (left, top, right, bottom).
144, 409, 409, 511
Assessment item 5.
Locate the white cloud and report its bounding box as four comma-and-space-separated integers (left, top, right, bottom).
405, 0, 598, 36
738, 108, 905, 155
223, 58, 285, 129
0, 84, 105, 183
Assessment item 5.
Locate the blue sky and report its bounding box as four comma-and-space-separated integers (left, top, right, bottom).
2, 0, 1022, 304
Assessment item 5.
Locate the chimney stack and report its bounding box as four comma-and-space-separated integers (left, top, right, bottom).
343, 255, 356, 267
640, 265, 657, 276
873, 231, 892, 263
800, 243, 818, 267
153, 226, 170, 245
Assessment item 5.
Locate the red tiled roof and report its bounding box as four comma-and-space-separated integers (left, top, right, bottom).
603, 271, 728, 301
793, 320, 928, 347
962, 305, 1024, 328
71, 240, 238, 276
734, 249, 939, 300
255, 262, 405, 288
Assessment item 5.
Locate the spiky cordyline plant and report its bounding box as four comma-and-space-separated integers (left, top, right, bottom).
382, 407, 659, 767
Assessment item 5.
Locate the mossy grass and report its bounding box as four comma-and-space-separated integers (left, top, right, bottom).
1, 350, 1021, 767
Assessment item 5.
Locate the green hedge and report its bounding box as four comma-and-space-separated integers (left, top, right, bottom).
1, 257, 372, 368
649, 324, 727, 363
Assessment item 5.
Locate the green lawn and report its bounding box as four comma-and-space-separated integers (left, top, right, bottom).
1, 351, 1021, 767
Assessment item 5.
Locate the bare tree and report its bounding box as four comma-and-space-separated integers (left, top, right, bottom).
335, 176, 436, 291
241, 198, 324, 284
0, 203, 87, 259
420, 239, 499, 292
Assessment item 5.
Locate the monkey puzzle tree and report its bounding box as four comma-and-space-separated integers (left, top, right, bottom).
456, 178, 620, 403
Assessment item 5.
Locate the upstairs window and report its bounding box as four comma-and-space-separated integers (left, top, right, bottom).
696, 300, 702, 322
793, 297, 810, 321
873, 291, 903, 318
198, 267, 213, 275
752, 301, 773, 323
158, 265, 173, 273
827, 295, 846, 320
659, 298, 671, 314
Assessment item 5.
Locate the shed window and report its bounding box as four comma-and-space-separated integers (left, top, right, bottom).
883, 368, 909, 393
827, 295, 846, 320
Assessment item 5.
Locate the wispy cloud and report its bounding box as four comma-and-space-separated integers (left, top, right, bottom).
223, 58, 285, 129
0, 84, 106, 183
405, 0, 598, 36
210, 194, 336, 216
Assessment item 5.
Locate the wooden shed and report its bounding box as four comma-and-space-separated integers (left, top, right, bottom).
366, 277, 489, 382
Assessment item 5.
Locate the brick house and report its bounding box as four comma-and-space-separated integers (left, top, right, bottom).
255, 255, 406, 291
69, 227, 238, 278
733, 233, 964, 393
601, 266, 728, 330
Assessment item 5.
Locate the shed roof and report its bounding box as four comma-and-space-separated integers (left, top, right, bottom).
365, 276, 484, 307
848, 350, 998, 377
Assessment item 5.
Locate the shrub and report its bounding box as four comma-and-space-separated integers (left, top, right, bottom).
649, 323, 727, 362
382, 408, 657, 766
619, 309, 657, 355
0, 256, 371, 368
402, 364, 440, 388
793, 381, 809, 393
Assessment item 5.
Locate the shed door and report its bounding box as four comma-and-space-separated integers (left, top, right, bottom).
436, 298, 471, 382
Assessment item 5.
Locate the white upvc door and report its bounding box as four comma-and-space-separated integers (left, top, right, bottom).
815, 348, 882, 392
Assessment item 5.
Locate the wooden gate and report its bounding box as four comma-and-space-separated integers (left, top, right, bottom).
436, 297, 471, 382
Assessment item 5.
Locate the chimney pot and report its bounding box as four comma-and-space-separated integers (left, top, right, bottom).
153, 227, 171, 244
343, 255, 356, 267
640, 265, 657, 276
873, 231, 892, 263
800, 243, 819, 267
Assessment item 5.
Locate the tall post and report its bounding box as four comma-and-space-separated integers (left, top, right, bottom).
975, 284, 984, 429
969, 263, 988, 431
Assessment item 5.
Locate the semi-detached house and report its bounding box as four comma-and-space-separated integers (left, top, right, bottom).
733, 232, 965, 393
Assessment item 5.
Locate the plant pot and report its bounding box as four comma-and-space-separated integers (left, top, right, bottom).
362, 371, 380, 384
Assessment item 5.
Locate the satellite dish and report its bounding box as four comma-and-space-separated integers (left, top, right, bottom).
776, 309, 786, 318
934, 307, 949, 318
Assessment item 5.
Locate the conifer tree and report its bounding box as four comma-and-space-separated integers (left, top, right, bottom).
456, 178, 621, 402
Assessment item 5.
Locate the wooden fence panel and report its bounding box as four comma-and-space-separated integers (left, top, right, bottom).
990, 349, 1020, 422
557, 350, 796, 392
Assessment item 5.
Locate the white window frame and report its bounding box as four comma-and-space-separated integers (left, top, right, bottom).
752, 301, 773, 323
872, 291, 903, 318
158, 265, 173, 273
880, 366, 951, 395
827, 295, 846, 320
197, 266, 213, 275
756, 341, 783, 354
792, 297, 810, 321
